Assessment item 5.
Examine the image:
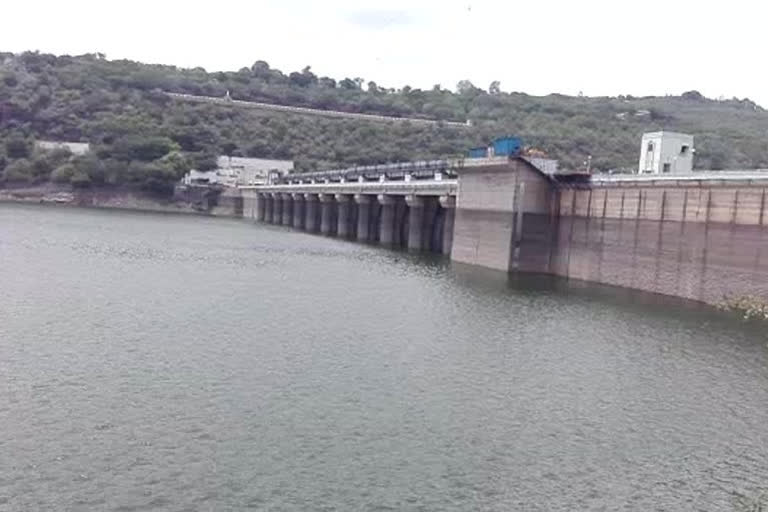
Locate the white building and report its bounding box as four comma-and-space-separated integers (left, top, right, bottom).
213, 156, 294, 186
36, 140, 90, 155
638, 132, 694, 174
182, 170, 219, 185
182, 157, 294, 187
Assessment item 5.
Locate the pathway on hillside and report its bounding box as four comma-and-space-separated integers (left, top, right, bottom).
165, 92, 472, 128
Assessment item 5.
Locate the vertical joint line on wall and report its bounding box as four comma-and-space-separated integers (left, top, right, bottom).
620, 191, 626, 220
571, 187, 577, 216
732, 189, 739, 224
509, 172, 521, 270
760, 188, 767, 227
515, 182, 526, 246
602, 189, 608, 219
660, 190, 667, 222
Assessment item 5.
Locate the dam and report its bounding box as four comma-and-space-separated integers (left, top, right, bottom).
235, 157, 768, 305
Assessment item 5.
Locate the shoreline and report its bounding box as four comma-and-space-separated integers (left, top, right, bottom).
0, 184, 242, 217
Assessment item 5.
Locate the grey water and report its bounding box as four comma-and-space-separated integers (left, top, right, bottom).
1, 203, 767, 511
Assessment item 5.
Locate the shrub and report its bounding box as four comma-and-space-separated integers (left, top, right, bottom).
717, 295, 768, 321
2, 159, 33, 183
70, 170, 92, 188
51, 163, 76, 183
5, 137, 31, 159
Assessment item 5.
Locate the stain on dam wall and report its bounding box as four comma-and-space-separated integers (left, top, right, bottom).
551, 183, 768, 304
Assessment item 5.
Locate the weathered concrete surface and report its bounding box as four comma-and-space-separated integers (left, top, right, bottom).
406, 195, 424, 251
242, 160, 768, 305
264, 194, 274, 223
320, 194, 336, 235
272, 194, 283, 225
281, 193, 293, 226
292, 194, 305, 229
305, 194, 320, 233
336, 194, 352, 238
440, 196, 456, 255
451, 160, 768, 304
210, 189, 244, 217
355, 194, 371, 242
452, 159, 555, 272
553, 183, 768, 304
378, 195, 396, 245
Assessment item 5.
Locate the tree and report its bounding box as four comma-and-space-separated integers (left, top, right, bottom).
189, 151, 218, 172
159, 151, 192, 178
251, 60, 271, 78
489, 81, 501, 95
110, 135, 176, 162
220, 141, 238, 156
71, 154, 106, 185
318, 77, 337, 89
681, 90, 705, 101
70, 169, 92, 188
5, 136, 31, 159
2, 159, 33, 183
457, 80, 478, 94
51, 163, 76, 183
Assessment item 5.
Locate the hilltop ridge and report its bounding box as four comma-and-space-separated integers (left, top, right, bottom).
1, 51, 767, 193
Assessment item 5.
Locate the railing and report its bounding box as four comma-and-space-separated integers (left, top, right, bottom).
592, 170, 768, 183
282, 159, 465, 183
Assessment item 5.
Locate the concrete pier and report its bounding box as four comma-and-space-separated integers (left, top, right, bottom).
281, 193, 293, 226
440, 195, 456, 255
305, 193, 319, 233
272, 193, 283, 225
292, 193, 305, 230
319, 194, 335, 235
264, 194, 274, 223
378, 195, 396, 245
355, 194, 371, 242
256, 193, 266, 221
405, 195, 425, 251
336, 194, 351, 238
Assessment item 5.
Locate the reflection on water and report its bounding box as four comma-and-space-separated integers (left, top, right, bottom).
1, 203, 767, 511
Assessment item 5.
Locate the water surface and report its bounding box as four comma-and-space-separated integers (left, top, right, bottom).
1, 203, 767, 511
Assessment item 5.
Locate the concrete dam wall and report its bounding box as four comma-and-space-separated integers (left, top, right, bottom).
448, 161, 768, 304
552, 180, 768, 304
451, 159, 559, 275
242, 158, 768, 305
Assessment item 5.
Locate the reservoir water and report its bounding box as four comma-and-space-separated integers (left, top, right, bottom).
1, 203, 767, 511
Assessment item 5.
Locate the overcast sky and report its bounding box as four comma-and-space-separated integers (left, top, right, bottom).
3, 0, 767, 105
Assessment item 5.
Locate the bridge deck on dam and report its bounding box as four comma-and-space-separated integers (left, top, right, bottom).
244, 179, 456, 197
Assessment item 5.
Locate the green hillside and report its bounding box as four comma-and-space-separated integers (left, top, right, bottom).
1, 51, 768, 194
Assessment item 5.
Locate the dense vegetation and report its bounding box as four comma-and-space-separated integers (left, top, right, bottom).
2, 51, 768, 195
